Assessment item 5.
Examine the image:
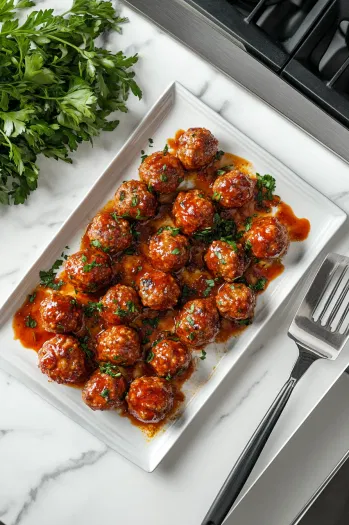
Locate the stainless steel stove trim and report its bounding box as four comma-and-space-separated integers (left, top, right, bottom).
123, 0, 349, 165
290, 447, 349, 525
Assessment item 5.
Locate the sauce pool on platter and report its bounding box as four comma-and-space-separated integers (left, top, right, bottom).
13, 127, 310, 436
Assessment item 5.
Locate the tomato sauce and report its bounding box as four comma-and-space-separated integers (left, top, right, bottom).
13, 129, 310, 436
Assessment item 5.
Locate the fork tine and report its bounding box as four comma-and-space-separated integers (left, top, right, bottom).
338, 299, 349, 334
325, 274, 349, 330
317, 264, 347, 322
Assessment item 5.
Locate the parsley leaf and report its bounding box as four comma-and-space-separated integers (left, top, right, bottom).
251, 277, 267, 291
25, 314, 37, 328
256, 174, 276, 207
83, 301, 104, 317
0, 1, 142, 206
39, 257, 65, 290
99, 362, 121, 378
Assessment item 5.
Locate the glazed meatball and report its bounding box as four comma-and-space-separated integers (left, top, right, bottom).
246, 216, 290, 259
177, 128, 218, 170
176, 298, 219, 347
173, 190, 215, 236
97, 325, 141, 366
65, 250, 112, 293
127, 376, 174, 423
138, 270, 180, 310
205, 241, 248, 282
139, 151, 184, 194
86, 212, 132, 255
40, 292, 83, 334
115, 254, 146, 288
82, 369, 127, 411
212, 170, 255, 208
216, 283, 256, 320
38, 334, 87, 384
114, 180, 157, 220
150, 339, 191, 378
100, 284, 141, 325
148, 229, 189, 273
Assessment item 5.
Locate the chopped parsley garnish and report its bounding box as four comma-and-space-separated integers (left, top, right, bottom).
160, 173, 168, 182
25, 315, 37, 329
252, 278, 267, 291
39, 256, 65, 290
146, 351, 154, 363
215, 150, 225, 160
90, 239, 109, 253
142, 317, 160, 328
193, 215, 236, 245
163, 144, 169, 155
83, 302, 104, 317
165, 373, 172, 381
111, 212, 120, 222
245, 240, 252, 253
141, 150, 148, 163
245, 217, 253, 232
203, 279, 215, 297
188, 332, 195, 341
83, 259, 103, 273
217, 165, 234, 175
131, 195, 139, 207
28, 292, 36, 303
189, 303, 195, 313
100, 388, 110, 400
256, 173, 276, 207
171, 248, 181, 255
119, 190, 126, 201
212, 192, 221, 201
238, 319, 252, 326
215, 250, 226, 265
79, 336, 94, 360
157, 226, 181, 236
70, 298, 78, 306
200, 350, 207, 360
186, 315, 195, 327
163, 164, 167, 171
99, 362, 121, 378
224, 239, 238, 252
148, 138, 154, 147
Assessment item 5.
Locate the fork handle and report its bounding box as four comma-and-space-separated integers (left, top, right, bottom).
201, 376, 297, 525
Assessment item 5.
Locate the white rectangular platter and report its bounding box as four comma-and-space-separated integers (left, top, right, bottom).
0, 82, 346, 472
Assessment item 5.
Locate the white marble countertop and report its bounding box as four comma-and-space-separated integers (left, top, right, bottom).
2, 2, 349, 525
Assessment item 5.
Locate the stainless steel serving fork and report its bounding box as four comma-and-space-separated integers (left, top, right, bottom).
202, 253, 349, 525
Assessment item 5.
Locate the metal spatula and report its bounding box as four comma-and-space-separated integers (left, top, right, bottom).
202, 253, 349, 525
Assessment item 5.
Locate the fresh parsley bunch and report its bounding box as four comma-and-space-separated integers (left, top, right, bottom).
0, 0, 142, 205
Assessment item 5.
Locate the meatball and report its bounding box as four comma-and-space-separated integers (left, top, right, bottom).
40, 292, 83, 334
82, 369, 127, 411
216, 283, 256, 320
139, 151, 184, 194
205, 241, 248, 282
38, 334, 87, 384
86, 212, 132, 256
246, 216, 290, 259
127, 376, 174, 423
114, 180, 157, 220
115, 254, 146, 288
100, 284, 141, 325
150, 339, 191, 378
97, 325, 141, 366
173, 190, 215, 236
212, 170, 255, 208
176, 298, 219, 347
65, 250, 112, 293
177, 127, 218, 170
148, 229, 189, 273
138, 270, 180, 310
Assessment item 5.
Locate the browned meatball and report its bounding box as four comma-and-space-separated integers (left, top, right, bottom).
38, 334, 87, 384
172, 190, 215, 236
114, 180, 157, 220
115, 254, 147, 288
205, 241, 248, 282
82, 368, 127, 411
149, 339, 191, 378
126, 376, 174, 423
139, 151, 184, 194
177, 128, 218, 170
212, 171, 255, 208
40, 292, 83, 334
176, 298, 219, 347
86, 212, 132, 255
97, 325, 141, 366
100, 284, 141, 325
246, 216, 290, 259
216, 283, 256, 320
148, 229, 189, 273
138, 270, 180, 310
65, 250, 112, 293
